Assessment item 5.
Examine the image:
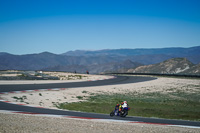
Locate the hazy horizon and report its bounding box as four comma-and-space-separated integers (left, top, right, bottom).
1, 45, 199, 55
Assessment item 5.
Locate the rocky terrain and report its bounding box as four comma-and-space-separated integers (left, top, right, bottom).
181, 63, 200, 75
127, 58, 200, 75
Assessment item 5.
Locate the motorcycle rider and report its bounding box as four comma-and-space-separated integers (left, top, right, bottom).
112, 101, 129, 116
119, 101, 128, 112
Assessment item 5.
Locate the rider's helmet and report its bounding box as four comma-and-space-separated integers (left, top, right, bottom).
124, 101, 127, 104
116, 104, 119, 106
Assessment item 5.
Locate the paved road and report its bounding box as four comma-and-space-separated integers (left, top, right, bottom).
0, 76, 200, 127
0, 76, 153, 92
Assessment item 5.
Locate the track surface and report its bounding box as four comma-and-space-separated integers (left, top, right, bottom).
0, 76, 200, 127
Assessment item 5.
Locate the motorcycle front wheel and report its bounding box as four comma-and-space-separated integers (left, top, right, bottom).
110, 111, 115, 117
120, 111, 127, 117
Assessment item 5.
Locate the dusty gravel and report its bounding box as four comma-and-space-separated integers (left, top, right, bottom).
0, 113, 199, 133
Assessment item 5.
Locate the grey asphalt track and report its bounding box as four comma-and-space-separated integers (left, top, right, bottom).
0, 76, 200, 127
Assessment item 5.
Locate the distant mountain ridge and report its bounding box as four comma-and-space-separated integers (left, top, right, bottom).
0, 46, 200, 74
63, 46, 200, 57
63, 46, 200, 64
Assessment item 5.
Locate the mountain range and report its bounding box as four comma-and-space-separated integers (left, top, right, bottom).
0, 46, 200, 74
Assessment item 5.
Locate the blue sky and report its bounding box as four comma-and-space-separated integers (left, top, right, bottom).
0, 0, 200, 55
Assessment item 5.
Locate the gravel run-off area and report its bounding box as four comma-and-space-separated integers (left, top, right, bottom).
0, 113, 200, 133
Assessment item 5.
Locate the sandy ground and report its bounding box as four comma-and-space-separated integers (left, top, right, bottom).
0, 75, 200, 132
0, 73, 114, 85
0, 113, 199, 133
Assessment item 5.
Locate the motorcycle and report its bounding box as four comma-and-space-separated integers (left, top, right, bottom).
110, 107, 130, 117
119, 107, 130, 117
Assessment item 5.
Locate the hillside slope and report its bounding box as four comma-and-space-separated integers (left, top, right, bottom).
127, 58, 199, 74
180, 64, 200, 75
45, 60, 142, 74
